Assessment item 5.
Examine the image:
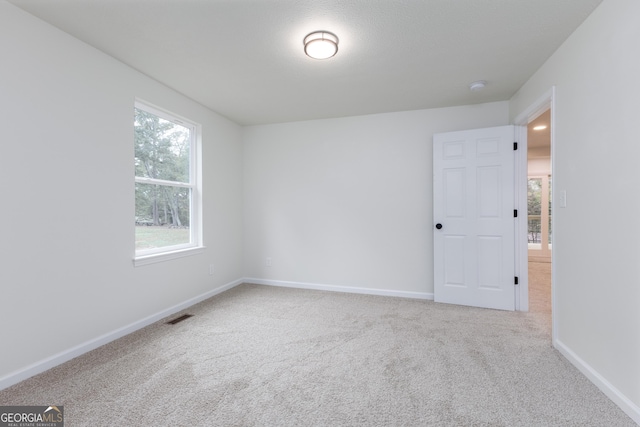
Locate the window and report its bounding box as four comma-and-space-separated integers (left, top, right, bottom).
134, 101, 202, 265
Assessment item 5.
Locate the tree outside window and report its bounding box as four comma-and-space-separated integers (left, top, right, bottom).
134, 102, 199, 257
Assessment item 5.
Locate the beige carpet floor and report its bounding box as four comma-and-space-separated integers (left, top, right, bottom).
0, 268, 635, 426
528, 260, 552, 318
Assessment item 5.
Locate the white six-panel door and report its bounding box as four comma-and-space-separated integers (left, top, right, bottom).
433, 126, 516, 310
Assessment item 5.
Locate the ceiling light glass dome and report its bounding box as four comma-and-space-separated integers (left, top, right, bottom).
304, 31, 339, 60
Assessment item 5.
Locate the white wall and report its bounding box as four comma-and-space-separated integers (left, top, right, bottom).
0, 1, 243, 385
510, 0, 640, 420
243, 103, 509, 296
527, 158, 551, 176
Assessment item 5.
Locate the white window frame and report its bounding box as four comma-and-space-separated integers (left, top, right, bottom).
133, 100, 203, 266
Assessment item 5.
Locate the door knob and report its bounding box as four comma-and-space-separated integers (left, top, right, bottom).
435, 223, 443, 230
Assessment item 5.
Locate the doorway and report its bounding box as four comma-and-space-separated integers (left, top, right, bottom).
527, 109, 552, 317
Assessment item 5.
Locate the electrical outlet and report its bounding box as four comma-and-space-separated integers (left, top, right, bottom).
265, 257, 272, 267
209, 264, 215, 275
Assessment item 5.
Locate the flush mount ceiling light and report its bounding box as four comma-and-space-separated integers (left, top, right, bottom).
304, 31, 339, 60
469, 80, 487, 91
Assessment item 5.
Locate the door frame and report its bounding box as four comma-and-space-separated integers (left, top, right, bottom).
513, 86, 556, 341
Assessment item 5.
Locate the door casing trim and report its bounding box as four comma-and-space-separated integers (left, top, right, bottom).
512, 86, 556, 343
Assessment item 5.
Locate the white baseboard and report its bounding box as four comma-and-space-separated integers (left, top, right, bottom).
0, 278, 244, 391
244, 277, 434, 300
554, 339, 640, 425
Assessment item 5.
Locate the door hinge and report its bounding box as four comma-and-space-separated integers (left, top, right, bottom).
514, 142, 518, 150
514, 209, 518, 218
514, 276, 519, 285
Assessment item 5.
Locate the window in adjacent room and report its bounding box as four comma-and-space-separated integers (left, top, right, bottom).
134, 101, 202, 264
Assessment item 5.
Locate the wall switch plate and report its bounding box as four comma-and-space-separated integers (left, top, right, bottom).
560, 190, 567, 208
266, 257, 272, 267
209, 264, 215, 275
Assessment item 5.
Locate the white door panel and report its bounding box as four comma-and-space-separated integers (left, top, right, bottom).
434, 126, 515, 311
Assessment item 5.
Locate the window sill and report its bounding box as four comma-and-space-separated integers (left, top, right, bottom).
134, 246, 205, 267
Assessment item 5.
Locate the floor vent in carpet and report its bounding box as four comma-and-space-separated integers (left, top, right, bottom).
166, 314, 193, 325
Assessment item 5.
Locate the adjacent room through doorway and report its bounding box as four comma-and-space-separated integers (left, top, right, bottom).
527, 109, 552, 317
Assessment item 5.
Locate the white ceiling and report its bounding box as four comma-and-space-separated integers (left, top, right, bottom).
9, 0, 602, 125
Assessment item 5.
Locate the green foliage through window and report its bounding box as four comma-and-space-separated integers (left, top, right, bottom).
528, 178, 542, 243
134, 104, 196, 253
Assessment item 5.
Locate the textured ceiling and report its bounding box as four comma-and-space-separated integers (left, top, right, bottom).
9, 0, 602, 125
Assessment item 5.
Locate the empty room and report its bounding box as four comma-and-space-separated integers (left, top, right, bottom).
0, 0, 638, 425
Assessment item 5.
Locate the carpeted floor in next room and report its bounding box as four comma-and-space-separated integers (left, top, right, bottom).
0, 263, 635, 426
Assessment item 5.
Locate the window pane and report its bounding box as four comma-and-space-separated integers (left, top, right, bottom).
134, 108, 190, 182
548, 175, 552, 249
135, 183, 191, 250
528, 178, 542, 243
